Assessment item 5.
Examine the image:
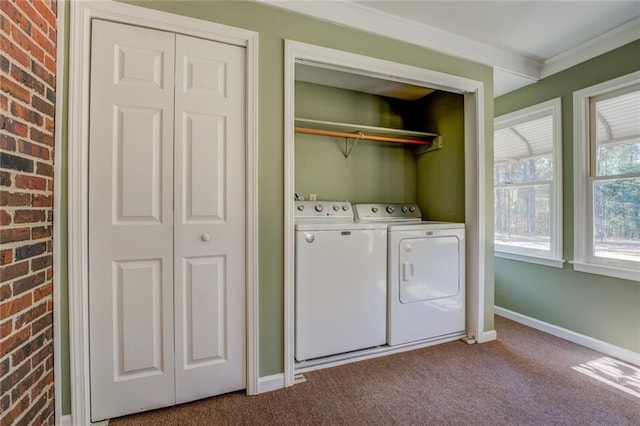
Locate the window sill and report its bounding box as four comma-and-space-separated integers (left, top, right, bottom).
495, 251, 565, 268
571, 261, 640, 282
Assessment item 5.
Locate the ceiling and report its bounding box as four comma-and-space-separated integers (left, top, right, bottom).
260, 1, 640, 96
296, 63, 435, 100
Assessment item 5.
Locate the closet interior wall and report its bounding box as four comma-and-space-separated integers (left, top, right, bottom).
294, 80, 465, 222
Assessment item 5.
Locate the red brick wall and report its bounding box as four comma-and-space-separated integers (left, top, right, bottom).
1, 0, 57, 424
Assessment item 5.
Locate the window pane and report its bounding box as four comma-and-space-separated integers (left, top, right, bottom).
494, 155, 553, 185
595, 89, 640, 176
596, 141, 640, 176
494, 98, 561, 260
592, 177, 640, 262
494, 115, 553, 162
495, 184, 551, 252
534, 155, 553, 181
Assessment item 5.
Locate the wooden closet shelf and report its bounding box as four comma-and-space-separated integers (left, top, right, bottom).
294, 118, 438, 146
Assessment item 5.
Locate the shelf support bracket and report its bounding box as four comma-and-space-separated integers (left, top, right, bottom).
414, 136, 443, 156
343, 131, 364, 158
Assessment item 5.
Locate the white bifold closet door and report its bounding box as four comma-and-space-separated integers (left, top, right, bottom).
88, 20, 245, 422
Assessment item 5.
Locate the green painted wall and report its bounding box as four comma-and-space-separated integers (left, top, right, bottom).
295, 82, 417, 203
495, 40, 640, 353
60, 0, 495, 414
413, 92, 466, 223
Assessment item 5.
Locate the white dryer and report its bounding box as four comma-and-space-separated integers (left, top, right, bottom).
355, 204, 466, 346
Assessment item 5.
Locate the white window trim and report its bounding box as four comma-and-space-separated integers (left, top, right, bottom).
572, 71, 640, 282
496, 252, 566, 269
494, 98, 564, 266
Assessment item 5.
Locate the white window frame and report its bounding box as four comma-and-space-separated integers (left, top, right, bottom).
573, 72, 640, 282
494, 98, 564, 268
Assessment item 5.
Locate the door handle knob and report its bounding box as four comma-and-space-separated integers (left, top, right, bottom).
201, 233, 211, 242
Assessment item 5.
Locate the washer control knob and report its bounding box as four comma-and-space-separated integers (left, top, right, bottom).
314, 204, 324, 212
333, 205, 340, 211
371, 207, 379, 213
386, 205, 395, 214
297, 204, 304, 211
342, 205, 349, 211
401, 206, 409, 213
409, 205, 416, 212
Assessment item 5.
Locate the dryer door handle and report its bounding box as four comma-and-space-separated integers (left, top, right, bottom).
402, 262, 414, 281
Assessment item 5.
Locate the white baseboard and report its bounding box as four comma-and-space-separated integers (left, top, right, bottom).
257, 373, 285, 393
478, 329, 497, 343
62, 375, 286, 424
60, 414, 109, 425
495, 306, 640, 366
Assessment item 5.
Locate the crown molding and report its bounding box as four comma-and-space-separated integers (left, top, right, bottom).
542, 17, 640, 78
258, 0, 540, 79
259, 1, 639, 95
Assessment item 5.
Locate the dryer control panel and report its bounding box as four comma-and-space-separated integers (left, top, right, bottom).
354, 203, 422, 222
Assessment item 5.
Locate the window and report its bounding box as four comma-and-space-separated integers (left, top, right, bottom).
573, 72, 640, 281
494, 98, 563, 267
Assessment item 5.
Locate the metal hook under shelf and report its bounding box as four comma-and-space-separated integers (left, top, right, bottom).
343, 131, 365, 158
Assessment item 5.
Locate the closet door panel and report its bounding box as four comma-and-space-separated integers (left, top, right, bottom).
116, 259, 163, 374
183, 113, 225, 221
183, 256, 226, 364
115, 106, 163, 222
88, 20, 176, 422
174, 34, 246, 403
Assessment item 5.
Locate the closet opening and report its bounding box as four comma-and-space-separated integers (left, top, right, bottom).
284, 40, 488, 387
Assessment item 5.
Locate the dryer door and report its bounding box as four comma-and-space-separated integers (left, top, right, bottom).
398, 235, 461, 303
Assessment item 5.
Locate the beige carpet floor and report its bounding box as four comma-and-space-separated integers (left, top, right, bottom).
110, 316, 640, 425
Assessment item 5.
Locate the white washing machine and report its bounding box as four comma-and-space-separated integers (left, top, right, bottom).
295, 201, 387, 361
355, 204, 466, 346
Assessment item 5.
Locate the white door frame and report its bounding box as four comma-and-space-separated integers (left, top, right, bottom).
283, 40, 490, 387
67, 1, 259, 423
53, 0, 67, 424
